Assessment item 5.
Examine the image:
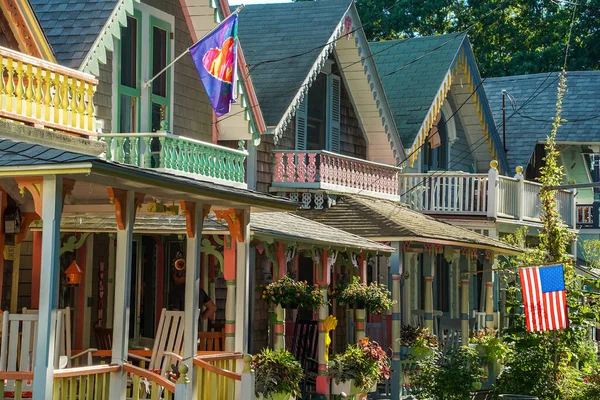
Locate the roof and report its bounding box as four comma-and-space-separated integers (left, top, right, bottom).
484, 71, 600, 171
297, 195, 520, 254
370, 34, 466, 148
236, 0, 350, 126
0, 138, 294, 210
251, 212, 393, 253
31, 212, 393, 253
29, 0, 118, 69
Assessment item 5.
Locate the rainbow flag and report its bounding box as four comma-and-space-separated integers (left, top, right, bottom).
190, 14, 238, 117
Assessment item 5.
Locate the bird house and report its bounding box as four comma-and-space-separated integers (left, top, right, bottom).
65, 260, 83, 285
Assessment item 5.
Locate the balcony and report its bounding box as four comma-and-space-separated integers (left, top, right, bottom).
101, 132, 248, 188
399, 164, 576, 228
271, 151, 402, 201
0, 46, 97, 137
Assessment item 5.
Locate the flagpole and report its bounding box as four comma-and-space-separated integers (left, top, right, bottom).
143, 4, 245, 88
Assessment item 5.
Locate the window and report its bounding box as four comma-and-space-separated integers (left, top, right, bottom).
423, 111, 449, 172
117, 10, 172, 133
295, 71, 341, 153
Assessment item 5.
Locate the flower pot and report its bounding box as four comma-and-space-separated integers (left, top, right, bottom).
256, 393, 295, 400
331, 379, 353, 395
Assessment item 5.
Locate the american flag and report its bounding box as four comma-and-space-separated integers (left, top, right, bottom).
519, 264, 569, 332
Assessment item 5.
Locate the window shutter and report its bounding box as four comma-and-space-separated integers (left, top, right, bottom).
327, 74, 341, 153
295, 98, 307, 150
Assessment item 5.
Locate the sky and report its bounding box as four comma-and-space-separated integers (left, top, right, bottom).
230, 0, 292, 5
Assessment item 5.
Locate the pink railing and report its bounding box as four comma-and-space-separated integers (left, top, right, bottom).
272, 151, 401, 198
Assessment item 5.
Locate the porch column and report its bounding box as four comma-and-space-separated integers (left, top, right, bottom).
31, 231, 42, 308
355, 252, 367, 341
460, 250, 471, 345
33, 176, 62, 399
316, 250, 330, 397
108, 190, 138, 399
182, 201, 206, 400
390, 242, 402, 400
235, 209, 251, 353
273, 243, 286, 350
484, 253, 495, 329
423, 246, 434, 332
223, 236, 236, 351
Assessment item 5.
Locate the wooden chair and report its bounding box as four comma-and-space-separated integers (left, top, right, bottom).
0, 312, 38, 396
128, 308, 185, 376
438, 317, 462, 351
22, 307, 95, 367
197, 331, 224, 351
94, 327, 113, 350
289, 319, 318, 395
207, 321, 224, 332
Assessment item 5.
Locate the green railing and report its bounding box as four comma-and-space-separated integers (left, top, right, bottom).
100, 133, 247, 186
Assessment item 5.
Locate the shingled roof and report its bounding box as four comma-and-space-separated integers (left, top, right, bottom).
236, 0, 351, 127
29, 0, 118, 69
370, 34, 466, 149
484, 71, 600, 171
297, 195, 519, 254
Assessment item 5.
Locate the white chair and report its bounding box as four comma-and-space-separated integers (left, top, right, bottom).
22, 307, 96, 368
128, 308, 185, 376
472, 311, 486, 332
0, 312, 38, 395
411, 309, 443, 336
438, 317, 462, 350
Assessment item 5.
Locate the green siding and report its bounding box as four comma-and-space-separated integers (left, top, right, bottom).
561, 146, 592, 203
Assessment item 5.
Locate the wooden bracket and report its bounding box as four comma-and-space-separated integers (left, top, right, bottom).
14, 177, 43, 217
107, 188, 144, 230
62, 178, 76, 206
180, 201, 197, 238
15, 212, 40, 244
214, 208, 245, 242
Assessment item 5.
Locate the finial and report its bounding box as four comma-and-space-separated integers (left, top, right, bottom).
515, 166, 523, 174
177, 363, 190, 384
489, 160, 498, 169
243, 354, 253, 373
238, 140, 245, 151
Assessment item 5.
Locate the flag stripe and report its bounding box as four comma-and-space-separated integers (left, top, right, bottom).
519, 265, 568, 332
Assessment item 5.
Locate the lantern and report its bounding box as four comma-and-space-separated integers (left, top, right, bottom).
65, 260, 83, 285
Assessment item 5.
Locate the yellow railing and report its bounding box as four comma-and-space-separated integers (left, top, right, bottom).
123, 363, 175, 400
52, 364, 119, 400
0, 371, 35, 399
0, 46, 98, 137
194, 353, 243, 400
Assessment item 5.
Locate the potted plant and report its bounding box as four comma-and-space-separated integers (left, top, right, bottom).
328, 338, 391, 395
260, 276, 325, 309
252, 348, 303, 400
398, 325, 439, 360
335, 277, 395, 314
469, 328, 512, 365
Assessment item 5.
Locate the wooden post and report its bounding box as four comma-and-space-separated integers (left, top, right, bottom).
33, 176, 62, 399
223, 236, 236, 352
484, 256, 495, 330
390, 242, 402, 400
487, 160, 499, 218
423, 249, 434, 333
174, 363, 190, 400
182, 201, 205, 400
108, 190, 136, 399
82, 234, 94, 349
355, 308, 366, 341
316, 250, 330, 397
273, 242, 286, 350
235, 209, 251, 353
515, 166, 525, 221
460, 251, 471, 345
240, 354, 255, 400
31, 231, 42, 308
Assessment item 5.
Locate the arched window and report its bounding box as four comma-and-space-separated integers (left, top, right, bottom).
423, 111, 449, 172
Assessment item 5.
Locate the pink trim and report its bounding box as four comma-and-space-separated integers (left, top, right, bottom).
76, 233, 87, 350
178, 0, 198, 42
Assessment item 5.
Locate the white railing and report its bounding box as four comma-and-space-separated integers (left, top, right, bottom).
399, 162, 576, 228
577, 205, 593, 226
272, 151, 401, 200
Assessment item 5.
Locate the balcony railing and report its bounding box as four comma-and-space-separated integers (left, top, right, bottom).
0, 46, 98, 137
272, 151, 401, 200
101, 132, 247, 188
399, 163, 576, 228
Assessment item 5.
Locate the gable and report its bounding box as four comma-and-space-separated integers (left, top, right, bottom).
0, 0, 54, 60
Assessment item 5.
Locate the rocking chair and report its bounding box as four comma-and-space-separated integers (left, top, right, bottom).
289, 319, 319, 395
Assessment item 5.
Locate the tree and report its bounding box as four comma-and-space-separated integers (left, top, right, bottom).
352, 0, 600, 77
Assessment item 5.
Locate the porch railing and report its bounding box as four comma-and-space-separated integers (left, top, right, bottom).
577, 204, 593, 227
399, 162, 576, 228
0, 371, 34, 398
52, 364, 119, 400
101, 132, 248, 187
123, 362, 175, 400
194, 353, 250, 400
0, 45, 98, 137
272, 150, 401, 200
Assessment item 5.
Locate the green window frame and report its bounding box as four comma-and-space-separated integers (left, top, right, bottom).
149, 16, 171, 132
117, 10, 142, 134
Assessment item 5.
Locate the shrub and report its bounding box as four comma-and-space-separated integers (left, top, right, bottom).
252, 348, 303, 398
335, 277, 395, 314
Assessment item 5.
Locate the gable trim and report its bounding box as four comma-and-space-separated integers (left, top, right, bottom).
1, 0, 54, 60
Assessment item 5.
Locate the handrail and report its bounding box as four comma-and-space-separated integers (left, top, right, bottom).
53, 363, 120, 378
99, 132, 248, 156
270, 149, 402, 171
193, 357, 241, 381
0, 371, 34, 380
0, 46, 98, 84
123, 362, 176, 393
196, 352, 244, 362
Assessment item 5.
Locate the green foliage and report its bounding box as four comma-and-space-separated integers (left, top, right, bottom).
410, 346, 485, 400
469, 328, 512, 364
353, 0, 600, 77
582, 240, 600, 269
328, 338, 391, 390
260, 276, 325, 309
252, 348, 304, 398
335, 276, 395, 314
398, 325, 439, 350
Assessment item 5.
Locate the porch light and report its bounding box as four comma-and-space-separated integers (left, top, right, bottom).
65, 260, 84, 286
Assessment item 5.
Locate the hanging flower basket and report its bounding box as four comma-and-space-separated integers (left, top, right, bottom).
260, 276, 325, 310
